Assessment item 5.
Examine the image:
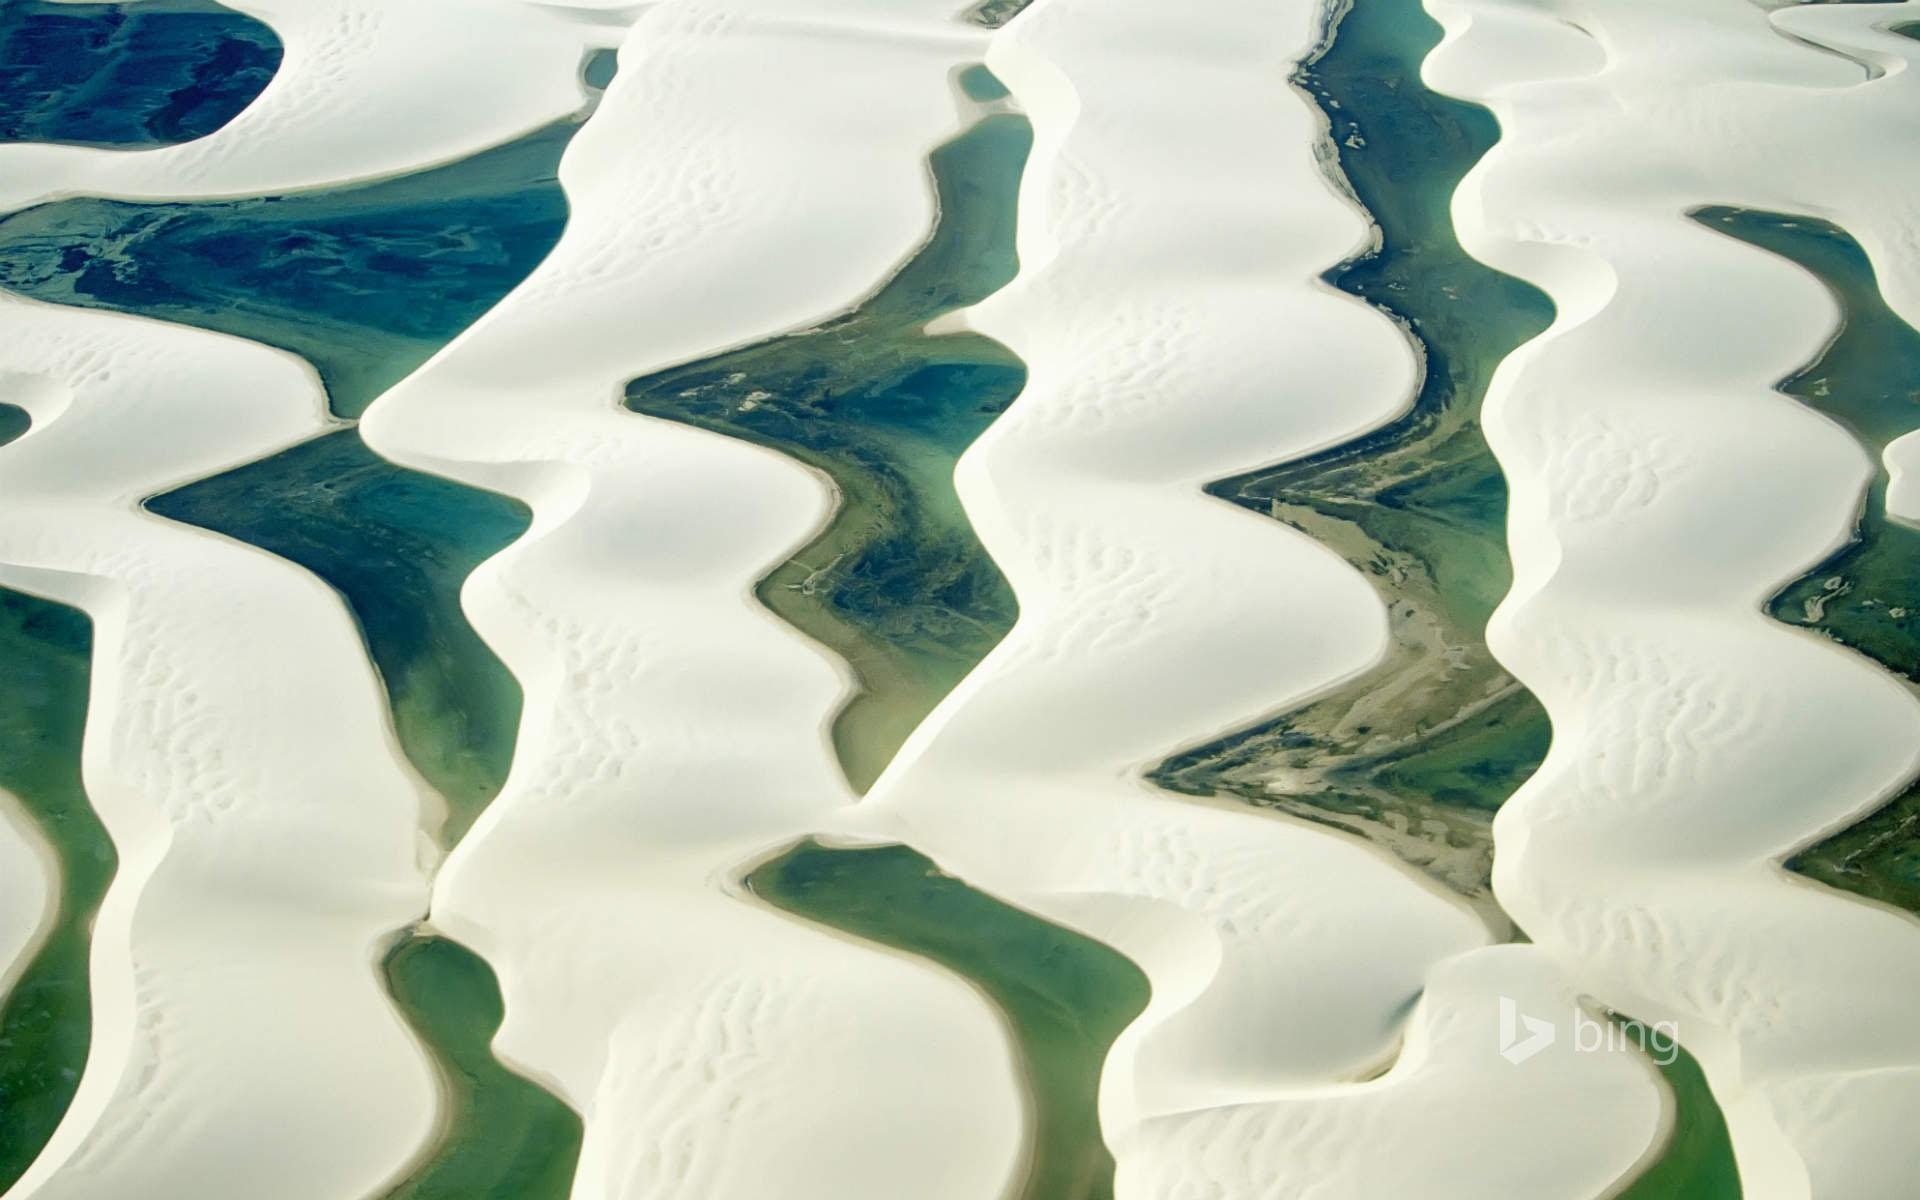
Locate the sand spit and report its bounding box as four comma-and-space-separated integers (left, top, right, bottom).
1428, 0, 1920, 1194
825, 0, 1662, 1193
360, 4, 1043, 1197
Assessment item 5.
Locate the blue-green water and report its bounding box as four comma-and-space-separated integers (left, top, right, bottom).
625, 109, 1030, 792
0, 402, 26, 446
379, 932, 583, 1200
0, 0, 279, 147
0, 587, 107, 1194
1149, 0, 1553, 902
1695, 207, 1920, 920
0, 121, 574, 419
750, 842, 1148, 1200
147, 431, 529, 838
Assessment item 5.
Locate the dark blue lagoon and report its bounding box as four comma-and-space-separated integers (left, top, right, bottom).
0, 0, 280, 147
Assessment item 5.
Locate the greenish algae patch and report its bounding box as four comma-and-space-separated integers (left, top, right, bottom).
146, 431, 529, 843
748, 841, 1149, 1200
1693, 207, 1920, 916
0, 586, 110, 1194
625, 110, 1031, 792
380, 934, 583, 1200
0, 0, 281, 148
1149, 0, 1554, 903
1612, 1018, 1741, 1200
0, 403, 27, 447
0, 119, 575, 419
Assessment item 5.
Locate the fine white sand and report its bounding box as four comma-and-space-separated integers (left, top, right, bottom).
0, 786, 55, 1003
1428, 0, 1920, 1195
361, 5, 1036, 1198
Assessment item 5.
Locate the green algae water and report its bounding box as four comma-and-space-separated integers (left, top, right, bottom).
749, 841, 1148, 1200
381, 934, 583, 1200
1148, 0, 1553, 903
0, 0, 280, 147
1693, 207, 1920, 917
1612, 1018, 1741, 1200
147, 432, 528, 840
0, 587, 108, 1194
625, 107, 1029, 792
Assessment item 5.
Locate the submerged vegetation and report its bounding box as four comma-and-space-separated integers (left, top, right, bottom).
749, 841, 1148, 1200
0, 0, 280, 147
0, 588, 108, 1194
1148, 0, 1553, 903
625, 106, 1030, 792
1695, 207, 1920, 916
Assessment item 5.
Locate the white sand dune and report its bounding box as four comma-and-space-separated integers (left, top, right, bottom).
1428, 0, 1920, 1194
361, 5, 1035, 1198
0, 787, 55, 1002
833, 0, 1664, 1193
0, 296, 438, 1199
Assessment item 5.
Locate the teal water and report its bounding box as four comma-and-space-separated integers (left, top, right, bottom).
0, 120, 575, 419
380, 933, 583, 1200
581, 48, 618, 91
0, 402, 26, 446
1148, 0, 1554, 903
0, 587, 108, 1194
0, 0, 279, 147
146, 432, 528, 840
749, 842, 1149, 1200
625, 108, 1029, 792
1694, 207, 1920, 919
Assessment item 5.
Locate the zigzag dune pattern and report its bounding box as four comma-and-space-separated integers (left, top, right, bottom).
362, 4, 1035, 1197
7, 0, 1920, 1195
1429, 0, 1920, 1194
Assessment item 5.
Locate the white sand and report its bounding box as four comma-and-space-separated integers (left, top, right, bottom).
0, 786, 56, 1003
1428, 0, 1920, 1194
361, 5, 1035, 1198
